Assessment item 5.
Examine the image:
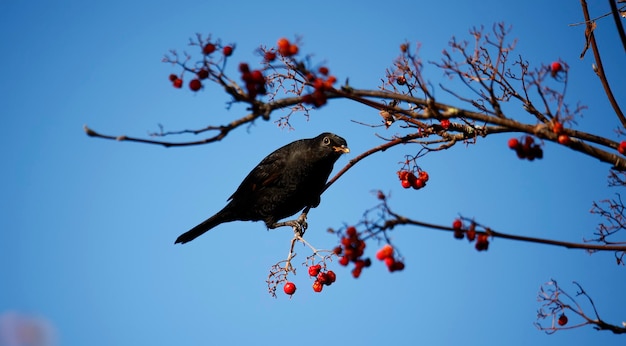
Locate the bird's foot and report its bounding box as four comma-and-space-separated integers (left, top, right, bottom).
270, 212, 308, 237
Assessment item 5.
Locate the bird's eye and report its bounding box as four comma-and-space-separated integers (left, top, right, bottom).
323, 136, 331, 145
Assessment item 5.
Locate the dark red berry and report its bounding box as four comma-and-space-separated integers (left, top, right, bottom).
346, 226, 357, 237
317, 272, 329, 285
202, 43, 216, 55
326, 270, 336, 283
222, 45, 234, 56
558, 313, 568, 326
196, 69, 209, 80
189, 79, 202, 91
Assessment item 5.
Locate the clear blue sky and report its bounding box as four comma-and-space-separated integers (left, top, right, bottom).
1, 1, 625, 345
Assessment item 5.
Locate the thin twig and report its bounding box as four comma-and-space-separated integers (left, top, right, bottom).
580, 0, 626, 128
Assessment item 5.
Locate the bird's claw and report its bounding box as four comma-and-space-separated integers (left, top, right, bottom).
269, 213, 308, 236
294, 213, 308, 237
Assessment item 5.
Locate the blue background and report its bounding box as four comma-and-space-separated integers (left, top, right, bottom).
1, 1, 625, 345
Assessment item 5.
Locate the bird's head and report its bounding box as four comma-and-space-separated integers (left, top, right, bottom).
317, 133, 349, 155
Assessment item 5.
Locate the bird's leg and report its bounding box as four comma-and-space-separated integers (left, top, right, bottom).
269, 211, 308, 237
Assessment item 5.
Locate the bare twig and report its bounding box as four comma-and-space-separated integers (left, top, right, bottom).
580, 0, 626, 128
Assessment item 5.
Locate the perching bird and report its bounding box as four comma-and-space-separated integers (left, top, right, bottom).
175, 132, 349, 244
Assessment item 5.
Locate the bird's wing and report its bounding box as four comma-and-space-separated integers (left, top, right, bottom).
227, 149, 288, 201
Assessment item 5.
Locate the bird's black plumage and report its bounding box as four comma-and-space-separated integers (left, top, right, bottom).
175, 132, 349, 244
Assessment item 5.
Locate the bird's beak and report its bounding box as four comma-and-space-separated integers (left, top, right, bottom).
333, 145, 350, 154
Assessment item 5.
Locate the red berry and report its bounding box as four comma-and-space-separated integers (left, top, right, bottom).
401, 179, 412, 189
352, 267, 362, 278
173, 78, 183, 89
318, 66, 329, 76
326, 270, 336, 283
475, 234, 489, 251
308, 264, 321, 277
189, 79, 202, 91
283, 282, 296, 295
288, 44, 299, 56
553, 121, 564, 134
440, 119, 451, 129
452, 219, 463, 230
238, 62, 250, 73
550, 61, 563, 77
325, 75, 337, 88
202, 43, 216, 55
222, 45, 234, 56
196, 69, 209, 80
467, 223, 476, 242
524, 135, 535, 147
346, 226, 357, 237
338, 256, 349, 266
317, 272, 329, 285
418, 171, 429, 182
508, 138, 519, 149
453, 229, 464, 240
277, 38, 290, 52
558, 313, 568, 326
250, 70, 264, 84
312, 280, 323, 293
332, 246, 342, 255
396, 75, 407, 85
389, 260, 405, 272
264, 51, 276, 62
363, 257, 371, 267
384, 257, 395, 268
376, 244, 394, 261
411, 178, 425, 190
398, 170, 410, 181
558, 134, 570, 145
168, 74, 178, 82
618, 141, 626, 155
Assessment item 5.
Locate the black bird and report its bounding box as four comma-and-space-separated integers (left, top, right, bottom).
175, 132, 349, 244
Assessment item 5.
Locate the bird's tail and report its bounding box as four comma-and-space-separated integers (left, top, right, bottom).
174, 210, 233, 244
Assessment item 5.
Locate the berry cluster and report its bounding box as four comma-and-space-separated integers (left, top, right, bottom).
508, 135, 543, 161
334, 226, 371, 278
276, 38, 299, 57
398, 170, 429, 190
552, 121, 570, 145
202, 42, 234, 57
452, 219, 489, 251
301, 66, 337, 107
375, 244, 405, 272
238, 63, 266, 99
169, 74, 184, 89
168, 40, 236, 92
308, 264, 336, 293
